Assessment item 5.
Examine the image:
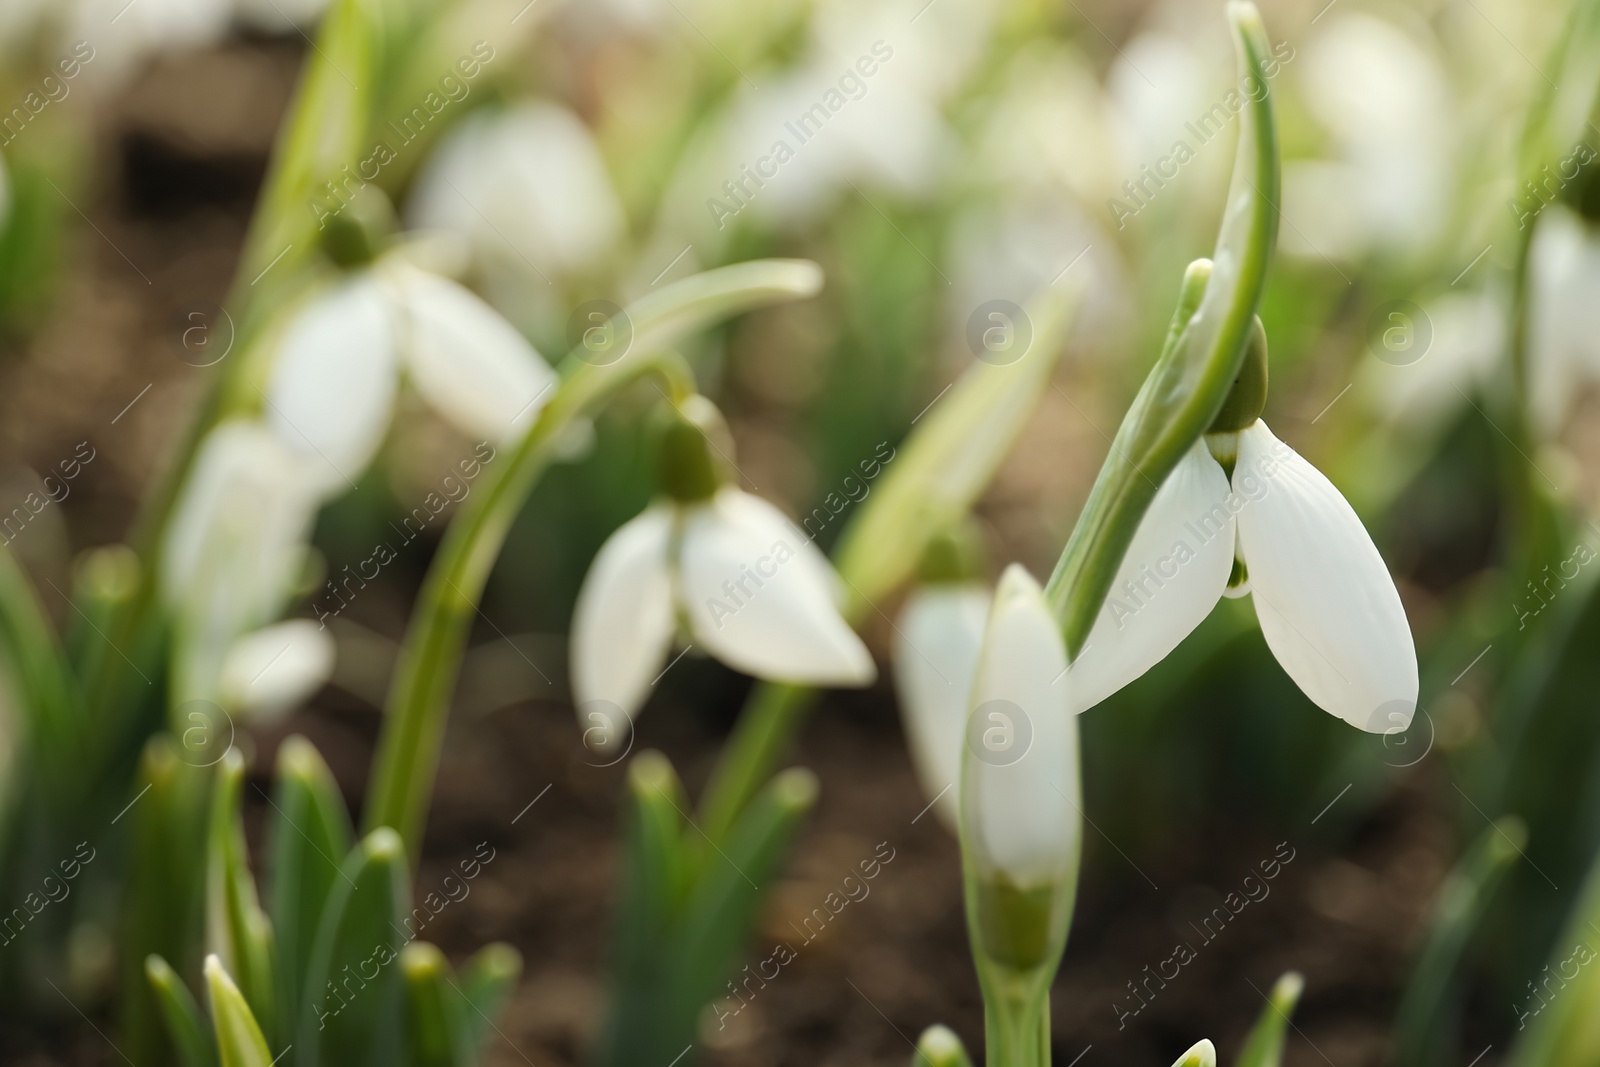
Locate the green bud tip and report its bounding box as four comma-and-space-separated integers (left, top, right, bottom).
1208, 315, 1268, 433
145, 954, 174, 983
474, 943, 523, 980
917, 524, 988, 585
364, 826, 405, 862
277, 734, 322, 779
656, 395, 732, 502
401, 941, 447, 978
322, 186, 396, 269
1172, 1038, 1217, 1067
628, 749, 677, 795
915, 1024, 970, 1067
771, 767, 820, 811
76, 544, 140, 602
1270, 971, 1304, 1013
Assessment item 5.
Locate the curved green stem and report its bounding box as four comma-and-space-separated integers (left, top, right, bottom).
362, 260, 826, 858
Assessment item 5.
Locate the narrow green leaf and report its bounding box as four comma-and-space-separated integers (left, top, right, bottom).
1044, 0, 1279, 658
831, 278, 1081, 614
206, 955, 275, 1067
297, 827, 412, 1067
0, 544, 83, 784
206, 748, 277, 1039
668, 768, 817, 1061
146, 954, 219, 1067
1235, 972, 1303, 1067
365, 259, 826, 859
1172, 1039, 1219, 1067
1507, 822, 1600, 1067
1394, 820, 1523, 1067
403, 941, 468, 1067
121, 737, 214, 1067
234, 0, 378, 308
270, 735, 355, 1043
913, 1024, 974, 1067
455, 943, 523, 1060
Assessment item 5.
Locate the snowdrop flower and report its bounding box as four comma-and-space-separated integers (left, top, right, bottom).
571, 398, 874, 748
1069, 339, 1418, 732
1527, 203, 1600, 434
961, 564, 1080, 897
219, 619, 335, 723
264, 250, 555, 498
1287, 13, 1452, 261
162, 420, 320, 700
408, 103, 626, 281
893, 532, 991, 831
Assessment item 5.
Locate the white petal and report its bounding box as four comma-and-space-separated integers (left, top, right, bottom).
570, 506, 676, 744
393, 267, 557, 442
162, 420, 315, 615
406, 104, 625, 277
1069, 438, 1234, 713
893, 583, 991, 831
962, 565, 1079, 888
1235, 421, 1418, 732
220, 620, 335, 723
163, 421, 319, 702
680, 489, 875, 686
265, 275, 397, 496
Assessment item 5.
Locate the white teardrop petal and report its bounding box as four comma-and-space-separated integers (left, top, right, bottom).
1069, 438, 1234, 713
570, 505, 677, 748
220, 620, 335, 723
962, 564, 1080, 888
394, 268, 556, 442
680, 489, 875, 687
1234, 420, 1418, 732
265, 275, 397, 497
893, 583, 992, 831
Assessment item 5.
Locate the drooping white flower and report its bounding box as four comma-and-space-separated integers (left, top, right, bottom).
571, 485, 875, 740
264, 257, 555, 498
1527, 204, 1600, 434
162, 420, 320, 701
407, 103, 626, 281
961, 564, 1079, 889
1072, 422, 1418, 733
219, 619, 335, 723
893, 581, 991, 830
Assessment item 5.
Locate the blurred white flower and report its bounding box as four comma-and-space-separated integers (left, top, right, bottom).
1071, 426, 1418, 733
69, 0, 232, 88
893, 581, 991, 830
219, 619, 335, 723
1108, 33, 1209, 168
1360, 290, 1503, 430
264, 257, 555, 497
570, 486, 875, 740
1288, 13, 1453, 261
408, 103, 626, 281
162, 420, 319, 699
961, 564, 1079, 888
1527, 204, 1600, 433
